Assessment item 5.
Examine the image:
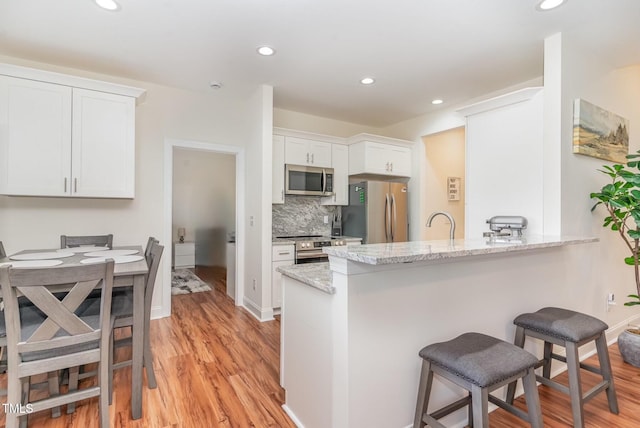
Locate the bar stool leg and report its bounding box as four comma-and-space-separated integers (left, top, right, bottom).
595, 333, 619, 414
468, 392, 474, 428
505, 326, 526, 404
522, 368, 543, 428
565, 342, 585, 428
542, 341, 553, 379
413, 359, 434, 428
471, 384, 489, 428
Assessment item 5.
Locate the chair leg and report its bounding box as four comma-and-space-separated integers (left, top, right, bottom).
506, 326, 526, 404
413, 359, 433, 428
143, 332, 157, 389
565, 341, 585, 428
47, 371, 62, 418
595, 333, 619, 414
99, 351, 110, 428
542, 341, 553, 379
66, 366, 79, 414
109, 331, 114, 405
18, 377, 30, 428
471, 384, 489, 428
522, 368, 544, 428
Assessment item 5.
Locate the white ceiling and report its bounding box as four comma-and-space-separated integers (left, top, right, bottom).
1, 0, 639, 127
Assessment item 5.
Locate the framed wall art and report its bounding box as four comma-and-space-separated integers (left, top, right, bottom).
573, 98, 629, 163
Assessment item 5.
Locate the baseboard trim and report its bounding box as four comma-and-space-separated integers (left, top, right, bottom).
243, 296, 275, 322
282, 405, 305, 428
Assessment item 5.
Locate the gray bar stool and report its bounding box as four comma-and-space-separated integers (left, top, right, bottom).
505, 307, 619, 428
414, 332, 543, 428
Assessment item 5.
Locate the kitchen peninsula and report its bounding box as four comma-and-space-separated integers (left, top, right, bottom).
278, 236, 598, 428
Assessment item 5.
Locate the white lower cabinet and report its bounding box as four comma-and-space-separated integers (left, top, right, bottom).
173, 242, 195, 269
272, 244, 294, 309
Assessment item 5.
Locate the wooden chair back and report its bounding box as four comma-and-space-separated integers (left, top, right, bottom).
145, 242, 164, 315
60, 234, 113, 249
144, 237, 158, 265
0, 261, 114, 427
0, 241, 6, 259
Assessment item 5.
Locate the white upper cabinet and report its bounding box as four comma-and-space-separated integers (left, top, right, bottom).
321, 144, 348, 206
72, 88, 135, 198
272, 135, 285, 204
0, 64, 144, 198
348, 141, 412, 178
0, 76, 72, 196
285, 136, 332, 168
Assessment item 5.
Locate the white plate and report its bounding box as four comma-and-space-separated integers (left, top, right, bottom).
85, 249, 139, 257
80, 255, 144, 265
10, 251, 75, 261
58, 246, 108, 253
0, 260, 64, 268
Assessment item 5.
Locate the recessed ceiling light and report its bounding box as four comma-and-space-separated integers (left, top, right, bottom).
536, 0, 567, 11
257, 46, 276, 56
431, 99, 444, 105
95, 0, 120, 11
360, 77, 375, 85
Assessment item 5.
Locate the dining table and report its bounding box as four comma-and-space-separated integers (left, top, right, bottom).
0, 245, 148, 420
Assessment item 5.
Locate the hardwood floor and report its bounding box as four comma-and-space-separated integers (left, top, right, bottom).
0, 266, 295, 428
2, 265, 640, 427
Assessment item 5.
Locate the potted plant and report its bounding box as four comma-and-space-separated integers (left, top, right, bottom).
591, 150, 640, 366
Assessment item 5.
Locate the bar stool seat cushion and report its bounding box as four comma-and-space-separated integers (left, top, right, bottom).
513, 307, 608, 342
419, 332, 538, 388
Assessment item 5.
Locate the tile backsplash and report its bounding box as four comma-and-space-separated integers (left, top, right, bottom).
272, 196, 339, 237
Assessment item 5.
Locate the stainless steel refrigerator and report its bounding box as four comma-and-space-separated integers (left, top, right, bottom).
342, 181, 408, 244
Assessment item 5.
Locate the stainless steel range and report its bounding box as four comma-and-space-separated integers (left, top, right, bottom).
277, 235, 347, 264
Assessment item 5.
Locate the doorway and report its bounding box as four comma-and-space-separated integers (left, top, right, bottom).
161, 138, 245, 318
422, 127, 466, 240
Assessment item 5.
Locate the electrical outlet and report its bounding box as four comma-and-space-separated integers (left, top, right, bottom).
323, 215, 329, 224
607, 292, 616, 312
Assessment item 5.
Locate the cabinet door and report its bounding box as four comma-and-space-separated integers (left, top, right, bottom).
0, 76, 72, 196
322, 144, 348, 206
72, 88, 135, 198
308, 141, 332, 168
365, 142, 393, 175
387, 146, 412, 177
272, 135, 285, 204
284, 137, 310, 165
272, 260, 294, 308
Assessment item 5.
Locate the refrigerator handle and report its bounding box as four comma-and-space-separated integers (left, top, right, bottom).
391, 193, 397, 241
384, 194, 391, 242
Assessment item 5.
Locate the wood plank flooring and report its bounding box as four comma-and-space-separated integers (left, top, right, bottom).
1, 265, 640, 427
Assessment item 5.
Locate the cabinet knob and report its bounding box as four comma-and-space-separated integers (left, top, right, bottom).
306, 153, 310, 163
64, 177, 68, 193
311, 153, 314, 164
390, 162, 393, 171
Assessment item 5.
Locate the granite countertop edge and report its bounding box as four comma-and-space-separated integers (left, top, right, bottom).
322, 235, 598, 265
277, 262, 335, 295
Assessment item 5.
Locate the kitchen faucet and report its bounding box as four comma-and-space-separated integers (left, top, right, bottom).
426, 211, 456, 240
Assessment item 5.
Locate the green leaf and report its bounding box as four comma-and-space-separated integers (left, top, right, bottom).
628, 230, 640, 239
624, 301, 640, 306
624, 256, 637, 265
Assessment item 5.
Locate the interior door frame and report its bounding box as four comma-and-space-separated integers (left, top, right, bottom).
161, 137, 245, 318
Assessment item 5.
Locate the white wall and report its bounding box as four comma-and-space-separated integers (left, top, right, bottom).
240, 85, 275, 320
274, 108, 379, 137
172, 148, 235, 266
551, 32, 640, 329
462, 88, 544, 238
379, 78, 544, 241
0, 54, 267, 319
422, 127, 465, 240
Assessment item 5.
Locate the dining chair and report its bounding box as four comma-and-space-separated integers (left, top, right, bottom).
110, 241, 164, 391
0, 241, 6, 259
0, 260, 115, 428
60, 234, 113, 249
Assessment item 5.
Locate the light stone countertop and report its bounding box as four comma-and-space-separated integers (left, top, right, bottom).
322, 235, 597, 265
272, 238, 295, 245
277, 262, 334, 294
278, 235, 596, 295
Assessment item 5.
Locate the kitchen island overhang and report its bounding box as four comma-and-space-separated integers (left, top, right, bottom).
278, 236, 599, 428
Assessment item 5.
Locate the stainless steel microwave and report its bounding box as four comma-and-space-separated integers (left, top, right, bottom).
285, 164, 334, 196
